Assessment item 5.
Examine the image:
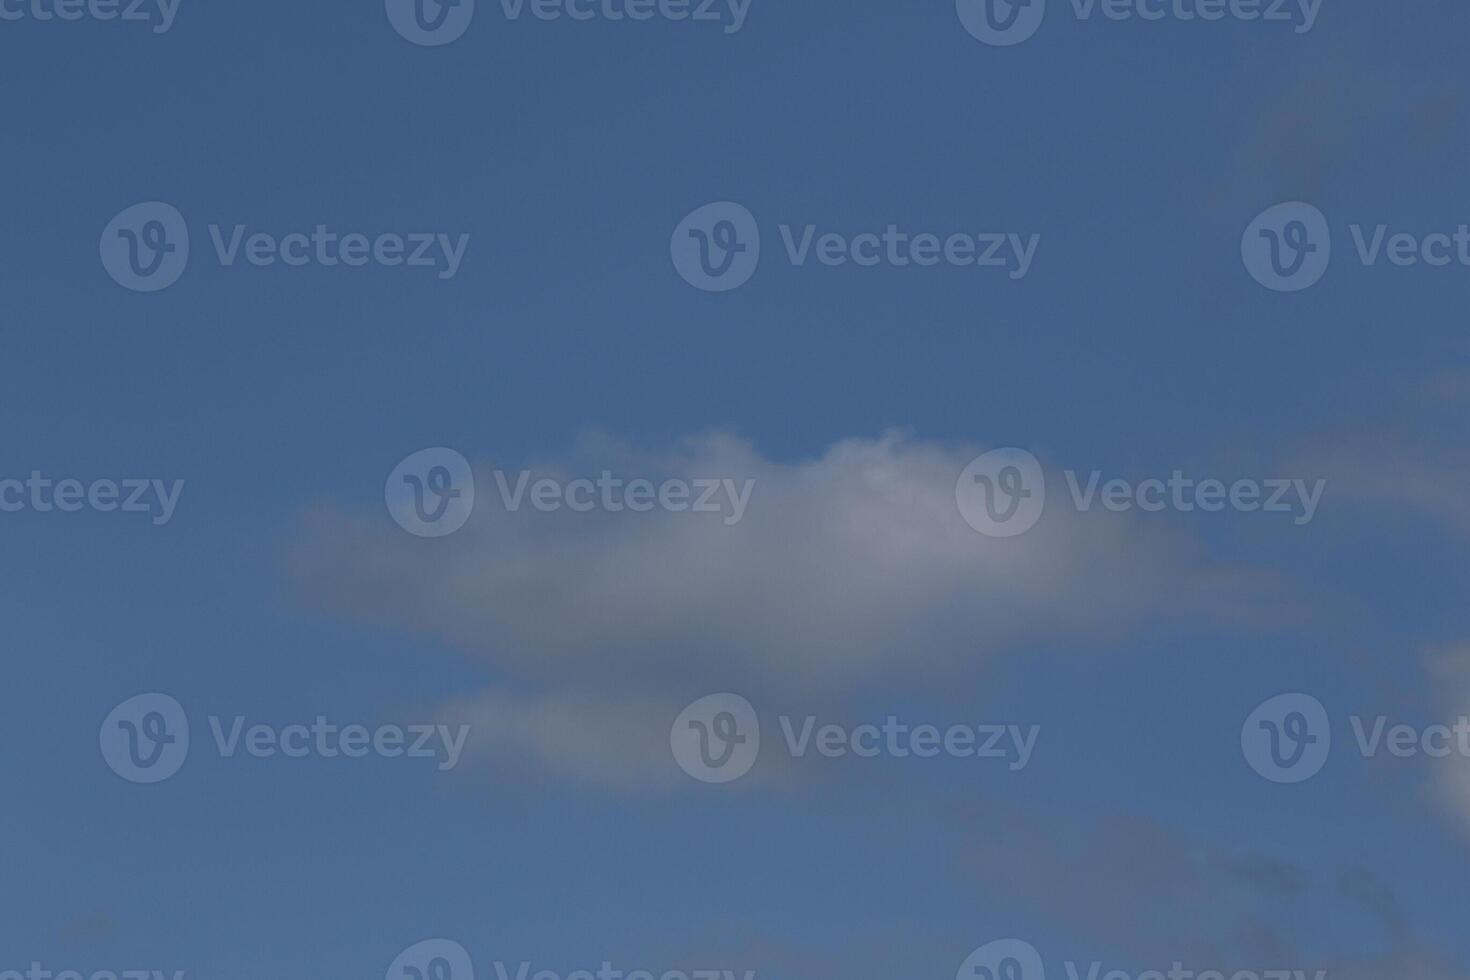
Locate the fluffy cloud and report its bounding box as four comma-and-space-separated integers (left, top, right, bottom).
287, 431, 1293, 786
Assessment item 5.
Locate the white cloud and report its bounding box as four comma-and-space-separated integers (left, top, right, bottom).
288, 431, 1292, 787
432, 688, 685, 790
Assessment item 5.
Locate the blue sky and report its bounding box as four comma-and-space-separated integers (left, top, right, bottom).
2, 2, 1469, 980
